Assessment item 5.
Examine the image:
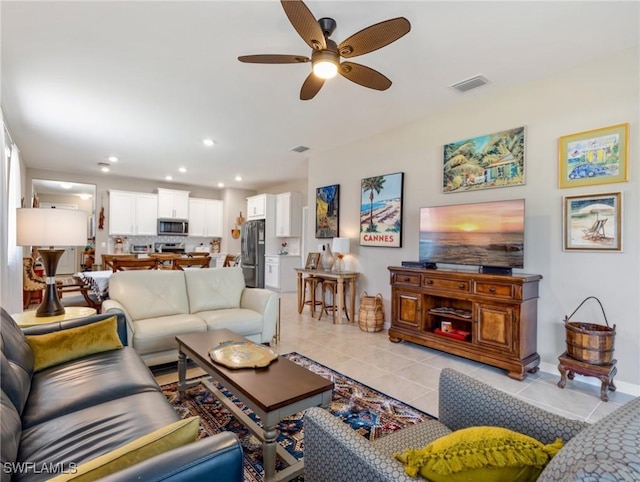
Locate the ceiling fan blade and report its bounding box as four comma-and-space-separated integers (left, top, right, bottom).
281, 0, 326, 51
339, 62, 392, 91
300, 72, 325, 100
338, 17, 411, 58
238, 54, 310, 64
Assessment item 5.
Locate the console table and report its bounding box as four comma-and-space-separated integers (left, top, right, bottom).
388, 266, 542, 380
294, 268, 359, 324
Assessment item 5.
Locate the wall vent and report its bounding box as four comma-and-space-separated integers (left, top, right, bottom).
450, 75, 490, 93
290, 145, 309, 153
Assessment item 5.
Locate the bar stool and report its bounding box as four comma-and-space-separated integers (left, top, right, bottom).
319, 279, 349, 322
301, 276, 324, 317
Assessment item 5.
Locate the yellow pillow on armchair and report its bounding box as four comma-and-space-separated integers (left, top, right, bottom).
26, 316, 123, 372
395, 426, 563, 482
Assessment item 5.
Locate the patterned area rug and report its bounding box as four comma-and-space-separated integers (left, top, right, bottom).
160, 352, 434, 481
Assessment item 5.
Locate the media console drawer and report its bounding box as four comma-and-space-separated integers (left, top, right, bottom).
392, 272, 421, 287
423, 277, 470, 292
474, 282, 517, 300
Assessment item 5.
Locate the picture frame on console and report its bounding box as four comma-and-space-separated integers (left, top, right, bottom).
442, 126, 525, 193
563, 192, 622, 251
316, 184, 339, 238
558, 123, 629, 189
360, 172, 404, 247
305, 252, 321, 270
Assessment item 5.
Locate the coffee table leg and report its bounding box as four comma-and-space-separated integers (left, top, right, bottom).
177, 349, 187, 400
263, 425, 278, 482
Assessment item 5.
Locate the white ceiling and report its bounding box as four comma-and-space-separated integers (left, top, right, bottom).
2, 1, 638, 191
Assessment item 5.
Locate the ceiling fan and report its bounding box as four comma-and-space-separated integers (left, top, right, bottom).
238, 0, 411, 100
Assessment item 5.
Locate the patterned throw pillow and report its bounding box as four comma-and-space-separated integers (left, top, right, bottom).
395, 426, 563, 482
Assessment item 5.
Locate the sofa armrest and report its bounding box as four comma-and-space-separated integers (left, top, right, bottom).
240, 288, 278, 343
438, 368, 588, 444
102, 299, 135, 346
304, 407, 415, 482
97, 432, 243, 482
21, 312, 128, 346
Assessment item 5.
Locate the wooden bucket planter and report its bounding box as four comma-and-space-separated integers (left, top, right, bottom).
358, 292, 384, 332
564, 296, 615, 365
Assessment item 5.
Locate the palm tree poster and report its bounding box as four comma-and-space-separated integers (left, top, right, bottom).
316, 184, 339, 238
443, 126, 525, 192
360, 172, 404, 247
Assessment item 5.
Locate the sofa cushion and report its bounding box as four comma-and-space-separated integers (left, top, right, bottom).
25, 316, 123, 372
132, 314, 206, 356
0, 308, 34, 414
48, 416, 200, 482
184, 268, 245, 313
539, 396, 640, 481
395, 426, 563, 482
1, 390, 22, 480
198, 309, 263, 337
21, 347, 162, 429
17, 391, 181, 482
109, 270, 190, 320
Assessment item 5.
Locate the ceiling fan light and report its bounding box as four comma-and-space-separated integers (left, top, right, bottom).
313, 60, 338, 79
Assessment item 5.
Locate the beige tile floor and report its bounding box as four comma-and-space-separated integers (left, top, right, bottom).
268, 292, 632, 424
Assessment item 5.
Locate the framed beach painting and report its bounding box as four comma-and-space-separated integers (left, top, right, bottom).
558, 123, 629, 188
360, 172, 404, 247
563, 192, 622, 251
316, 184, 339, 238
443, 126, 525, 193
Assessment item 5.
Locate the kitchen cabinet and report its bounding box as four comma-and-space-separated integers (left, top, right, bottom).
388, 267, 542, 380
188, 198, 223, 237
108, 190, 158, 236
247, 193, 275, 220
265, 255, 300, 292
275, 192, 302, 237
157, 188, 190, 219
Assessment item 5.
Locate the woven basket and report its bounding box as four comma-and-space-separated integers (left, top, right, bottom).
564, 296, 616, 365
358, 292, 384, 332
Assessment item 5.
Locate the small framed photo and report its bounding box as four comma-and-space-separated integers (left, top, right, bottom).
563, 192, 622, 251
305, 252, 321, 270
558, 123, 629, 188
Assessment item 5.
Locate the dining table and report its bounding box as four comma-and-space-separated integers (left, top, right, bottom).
294, 268, 359, 324
77, 270, 112, 300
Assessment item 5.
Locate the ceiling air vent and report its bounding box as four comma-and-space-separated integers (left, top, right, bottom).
290, 145, 310, 153
450, 75, 490, 93
97, 162, 110, 167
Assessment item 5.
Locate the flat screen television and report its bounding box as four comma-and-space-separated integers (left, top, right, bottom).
419, 199, 525, 274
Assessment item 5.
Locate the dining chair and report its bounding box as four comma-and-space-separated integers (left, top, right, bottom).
112, 258, 160, 271
148, 253, 180, 269
222, 254, 239, 267
102, 254, 136, 270
172, 256, 211, 270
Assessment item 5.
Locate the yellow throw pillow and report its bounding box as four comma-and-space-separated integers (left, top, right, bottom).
395, 426, 563, 482
48, 416, 200, 482
26, 316, 123, 372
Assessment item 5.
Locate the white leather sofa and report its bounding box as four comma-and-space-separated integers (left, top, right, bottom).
102, 267, 278, 366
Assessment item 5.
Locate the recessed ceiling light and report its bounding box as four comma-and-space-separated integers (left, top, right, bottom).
101, 167, 110, 173
108, 156, 118, 162
78, 193, 92, 200
179, 167, 187, 173
60, 182, 73, 189
202, 138, 215, 147
234, 176, 242, 182
165, 175, 173, 181
217, 182, 224, 188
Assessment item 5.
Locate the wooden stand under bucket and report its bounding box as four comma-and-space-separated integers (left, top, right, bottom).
557, 296, 617, 401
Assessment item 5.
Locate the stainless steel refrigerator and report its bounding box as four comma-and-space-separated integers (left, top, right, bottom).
240, 219, 265, 288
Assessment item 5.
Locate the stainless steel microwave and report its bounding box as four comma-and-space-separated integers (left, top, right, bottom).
157, 219, 189, 236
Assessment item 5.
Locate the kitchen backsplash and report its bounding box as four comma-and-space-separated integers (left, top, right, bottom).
109, 235, 221, 253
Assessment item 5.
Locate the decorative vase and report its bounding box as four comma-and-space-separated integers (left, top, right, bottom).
322, 244, 335, 270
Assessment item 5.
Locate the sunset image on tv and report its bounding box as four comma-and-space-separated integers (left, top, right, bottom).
419, 199, 525, 268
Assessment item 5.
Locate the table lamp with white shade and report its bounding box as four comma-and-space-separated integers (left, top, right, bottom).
331, 237, 350, 272
17, 207, 88, 317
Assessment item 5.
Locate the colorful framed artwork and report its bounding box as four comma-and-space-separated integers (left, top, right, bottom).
360, 172, 404, 247
558, 123, 629, 188
443, 126, 525, 193
563, 192, 622, 251
316, 184, 339, 238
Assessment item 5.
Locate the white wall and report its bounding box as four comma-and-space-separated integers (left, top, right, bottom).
307, 48, 640, 390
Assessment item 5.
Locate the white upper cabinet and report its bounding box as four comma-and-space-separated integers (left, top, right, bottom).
108, 190, 157, 236
189, 198, 223, 237
157, 188, 190, 219
247, 194, 267, 220
275, 192, 302, 237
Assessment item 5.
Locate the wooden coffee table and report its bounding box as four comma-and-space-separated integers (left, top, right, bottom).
176, 329, 334, 482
